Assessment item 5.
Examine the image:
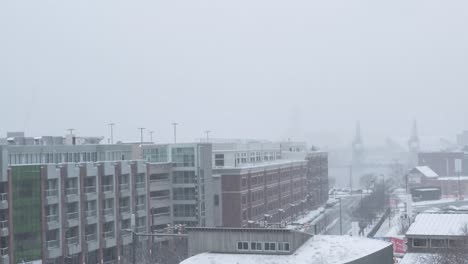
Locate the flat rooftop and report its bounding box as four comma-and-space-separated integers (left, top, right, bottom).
180, 235, 391, 264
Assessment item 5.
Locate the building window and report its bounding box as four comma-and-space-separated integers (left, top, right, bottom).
413, 238, 428, 248
278, 242, 290, 252
214, 154, 225, 167
251, 242, 262, 251
431, 239, 447, 248
214, 195, 219, 206
237, 241, 249, 251
242, 178, 247, 187
264, 242, 276, 251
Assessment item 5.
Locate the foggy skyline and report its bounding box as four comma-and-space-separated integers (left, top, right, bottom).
1, 1, 468, 147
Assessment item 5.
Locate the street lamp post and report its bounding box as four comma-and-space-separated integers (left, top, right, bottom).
172, 123, 178, 143
108, 123, 115, 144
138, 128, 145, 144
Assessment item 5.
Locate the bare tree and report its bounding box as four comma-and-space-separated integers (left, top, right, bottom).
360, 173, 376, 192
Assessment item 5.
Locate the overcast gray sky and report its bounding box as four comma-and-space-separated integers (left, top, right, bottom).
1, 1, 467, 147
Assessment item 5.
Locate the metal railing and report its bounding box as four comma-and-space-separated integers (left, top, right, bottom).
151, 196, 170, 201
135, 226, 146, 233
103, 230, 115, 239
103, 208, 114, 216
85, 233, 97, 242
47, 215, 59, 223
135, 182, 145, 190
102, 185, 113, 193
67, 212, 79, 220
46, 189, 58, 197
66, 236, 79, 245
119, 183, 129, 191
0, 247, 8, 256
85, 210, 97, 218
0, 193, 7, 202
66, 188, 78, 196
153, 212, 170, 218
47, 240, 59, 249
119, 206, 130, 214
136, 204, 145, 211
0, 220, 8, 229
85, 186, 96, 193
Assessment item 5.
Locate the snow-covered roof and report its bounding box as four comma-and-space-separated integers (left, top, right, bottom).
413, 166, 438, 178
180, 235, 391, 264
438, 176, 468, 181
406, 213, 468, 237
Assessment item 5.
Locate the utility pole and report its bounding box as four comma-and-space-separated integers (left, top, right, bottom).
339, 198, 343, 235
456, 159, 462, 200
108, 123, 115, 144
205, 130, 211, 142
138, 128, 145, 144
149, 131, 154, 143
172, 123, 178, 143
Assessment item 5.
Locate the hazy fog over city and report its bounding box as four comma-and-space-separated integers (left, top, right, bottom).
1, 1, 468, 147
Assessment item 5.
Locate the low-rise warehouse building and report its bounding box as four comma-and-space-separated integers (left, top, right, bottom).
181, 227, 394, 264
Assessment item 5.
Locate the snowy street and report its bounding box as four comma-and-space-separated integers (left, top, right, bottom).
305, 195, 362, 235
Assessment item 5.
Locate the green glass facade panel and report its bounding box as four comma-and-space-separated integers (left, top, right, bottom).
12, 165, 43, 263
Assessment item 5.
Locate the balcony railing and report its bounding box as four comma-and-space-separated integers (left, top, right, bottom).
0, 220, 8, 229
151, 196, 170, 201
136, 204, 145, 211
119, 183, 129, 191
46, 189, 58, 197
103, 230, 115, 239
103, 208, 114, 216
85, 233, 97, 242
85, 186, 96, 194
153, 212, 170, 218
119, 206, 130, 214
85, 210, 97, 218
135, 226, 146, 233
102, 185, 113, 193
67, 212, 79, 220
47, 215, 59, 223
135, 182, 145, 190
0, 247, 8, 256
103, 260, 116, 264
0, 193, 7, 202
66, 236, 79, 245
47, 240, 59, 249
66, 188, 78, 196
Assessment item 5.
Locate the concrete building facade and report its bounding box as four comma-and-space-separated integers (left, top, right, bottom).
141, 143, 213, 228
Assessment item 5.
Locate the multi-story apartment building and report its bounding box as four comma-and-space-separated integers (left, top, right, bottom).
141, 143, 213, 228
1, 160, 148, 264
0, 133, 151, 264
211, 141, 328, 227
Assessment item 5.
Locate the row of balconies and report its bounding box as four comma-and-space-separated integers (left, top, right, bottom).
0, 193, 8, 210
46, 204, 147, 230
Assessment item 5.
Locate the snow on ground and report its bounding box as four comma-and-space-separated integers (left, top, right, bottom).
399, 253, 438, 264
294, 208, 322, 225
373, 211, 404, 238
180, 235, 392, 264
